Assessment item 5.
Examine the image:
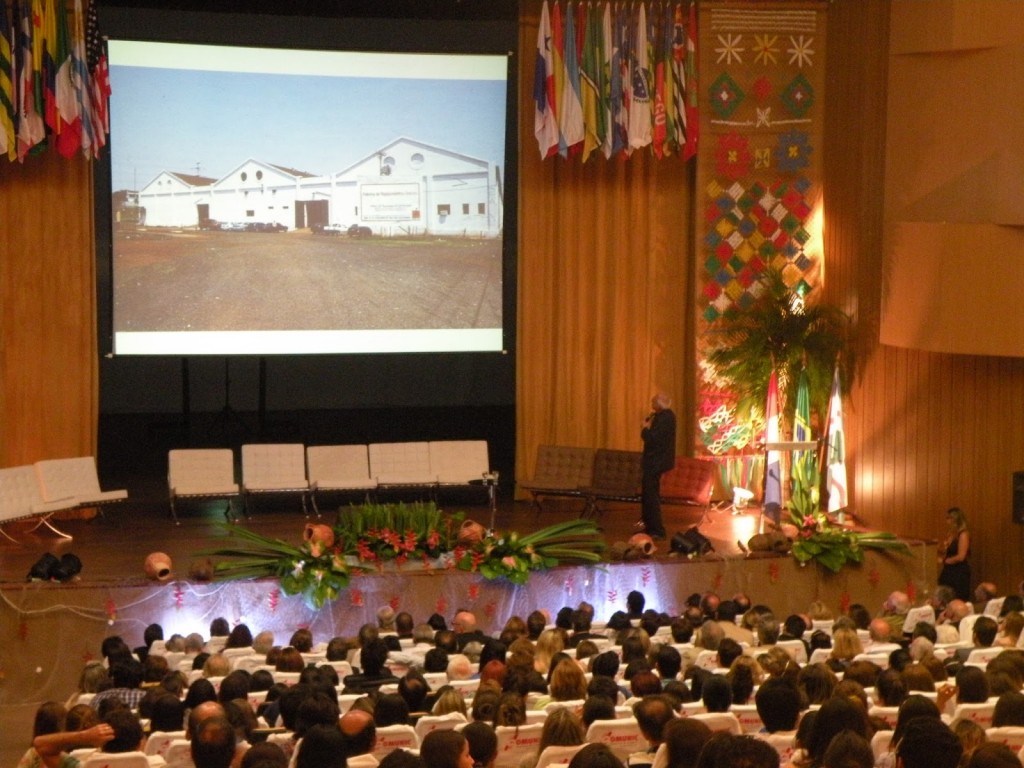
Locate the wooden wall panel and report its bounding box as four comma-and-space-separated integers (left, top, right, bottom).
0, 153, 98, 470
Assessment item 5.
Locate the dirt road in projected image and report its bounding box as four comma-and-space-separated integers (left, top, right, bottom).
113, 230, 503, 331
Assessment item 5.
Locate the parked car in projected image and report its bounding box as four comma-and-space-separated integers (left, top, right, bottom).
312, 223, 373, 237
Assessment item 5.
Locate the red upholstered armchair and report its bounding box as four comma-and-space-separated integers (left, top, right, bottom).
659, 457, 715, 520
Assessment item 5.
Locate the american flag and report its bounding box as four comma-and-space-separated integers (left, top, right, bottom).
84, 0, 109, 157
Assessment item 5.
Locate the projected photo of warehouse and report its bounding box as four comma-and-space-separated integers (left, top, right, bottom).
108, 41, 508, 356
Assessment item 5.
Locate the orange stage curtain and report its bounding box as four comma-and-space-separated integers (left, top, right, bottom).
0, 152, 99, 495
516, 3, 696, 488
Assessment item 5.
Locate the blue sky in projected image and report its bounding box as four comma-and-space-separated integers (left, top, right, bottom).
109, 66, 507, 193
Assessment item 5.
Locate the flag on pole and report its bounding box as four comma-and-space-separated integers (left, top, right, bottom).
560, 2, 584, 156
670, 4, 687, 157
764, 370, 783, 525
826, 367, 849, 516
792, 368, 812, 481
682, 0, 699, 160
58, 0, 90, 158
85, 0, 110, 157
0, 2, 16, 160
651, 4, 668, 158
533, 1, 559, 159
16, 0, 45, 160
627, 3, 651, 150
579, 3, 604, 162
610, 3, 629, 157
600, 2, 614, 159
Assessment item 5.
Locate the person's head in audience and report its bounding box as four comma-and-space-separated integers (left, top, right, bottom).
633, 694, 675, 747
66, 703, 99, 736
183, 678, 218, 712
420, 729, 474, 768
32, 701, 67, 742
470, 684, 501, 722
834, 679, 870, 713
956, 666, 991, 704
797, 663, 838, 706
901, 664, 935, 693
554, 606, 574, 630
701, 734, 779, 768
209, 618, 231, 638
372, 693, 410, 727
697, 620, 724, 652
550, 658, 587, 701
663, 717, 712, 768
295, 692, 341, 738
142, 654, 169, 685
581, 695, 615, 728
78, 661, 110, 694
590, 651, 620, 679
294, 724, 346, 768
808, 630, 831, 652
289, 628, 314, 653
250, 630, 274, 656
224, 698, 258, 744
339, 708, 376, 756
493, 692, 526, 727
754, 678, 801, 733
727, 660, 756, 705
782, 614, 808, 640
973, 616, 998, 648
526, 611, 547, 640
988, 651, 1024, 687
626, 591, 646, 618
379, 749, 427, 768
629, 671, 662, 699
700, 674, 732, 713
586, 675, 620, 705
964, 742, 1021, 768
875, 668, 908, 707
662, 680, 692, 708
359, 638, 389, 676
241, 742, 288, 768
190, 715, 236, 768
435, 630, 458, 654
952, 720, 987, 767
184, 634, 205, 654
274, 647, 304, 673
803, 696, 870, 768
225, 623, 253, 649
463, 721, 498, 768
432, 687, 468, 717
201, 653, 230, 679
622, 658, 651, 682
606, 611, 631, 632
412, 623, 436, 645
398, 671, 430, 713
537, 707, 585, 753
895, 717, 962, 768
535, 629, 566, 673
217, 670, 251, 703
100, 707, 145, 753
794, 710, 816, 755
325, 636, 348, 662
670, 617, 694, 644
821, 730, 874, 768
447, 653, 473, 681
150, 693, 185, 733
109, 660, 144, 691
101, 636, 133, 665
716, 638, 743, 669
567, 743, 623, 768
425, 647, 450, 673
992, 691, 1024, 727
620, 635, 648, 666
575, 640, 600, 663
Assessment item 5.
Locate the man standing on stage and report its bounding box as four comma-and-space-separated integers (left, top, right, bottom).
640, 392, 676, 540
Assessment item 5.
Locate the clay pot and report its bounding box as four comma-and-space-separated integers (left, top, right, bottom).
303, 523, 335, 556
144, 552, 173, 581
608, 541, 630, 561
628, 533, 657, 557
188, 559, 214, 581
458, 520, 487, 546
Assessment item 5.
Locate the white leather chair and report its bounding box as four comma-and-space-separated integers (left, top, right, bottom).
870, 730, 893, 760
951, 700, 998, 729
0, 464, 78, 541
161, 739, 195, 768
83, 752, 161, 768
414, 712, 468, 744
372, 725, 419, 758
493, 723, 544, 768
241, 443, 312, 517
689, 711, 742, 734
985, 727, 1024, 750
731, 704, 764, 733
584, 718, 647, 762
428, 440, 490, 486
167, 448, 239, 523
35, 456, 127, 518
305, 445, 377, 514
369, 442, 438, 490
145, 732, 186, 759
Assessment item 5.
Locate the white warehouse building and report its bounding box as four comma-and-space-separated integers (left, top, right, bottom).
133, 137, 503, 238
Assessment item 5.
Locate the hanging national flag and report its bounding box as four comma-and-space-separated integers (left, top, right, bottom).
85, 0, 110, 157
533, 1, 559, 159
57, 0, 90, 158
610, 3, 629, 157
560, 2, 584, 156
600, 2, 614, 159
764, 370, 783, 525
792, 368, 814, 495
651, 5, 668, 158
682, 0, 699, 160
826, 366, 849, 515
16, 0, 45, 160
670, 4, 687, 156
579, 3, 604, 162
627, 3, 651, 150
0, 2, 16, 160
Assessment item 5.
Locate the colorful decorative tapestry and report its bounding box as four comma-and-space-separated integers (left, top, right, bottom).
695, 1, 827, 455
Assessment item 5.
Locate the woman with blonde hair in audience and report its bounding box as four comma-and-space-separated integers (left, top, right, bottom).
797, 663, 838, 706
828, 628, 864, 668
534, 629, 566, 675
520, 707, 585, 768
996, 612, 1024, 647
951, 720, 986, 768
66, 663, 110, 708
432, 686, 469, 717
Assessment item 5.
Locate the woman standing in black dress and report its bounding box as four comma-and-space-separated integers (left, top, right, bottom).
938, 506, 971, 601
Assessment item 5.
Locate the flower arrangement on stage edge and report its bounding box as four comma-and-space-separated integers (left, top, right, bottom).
787, 455, 909, 573
204, 501, 605, 608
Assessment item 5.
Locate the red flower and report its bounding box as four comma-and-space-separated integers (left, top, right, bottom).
427, 530, 441, 549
